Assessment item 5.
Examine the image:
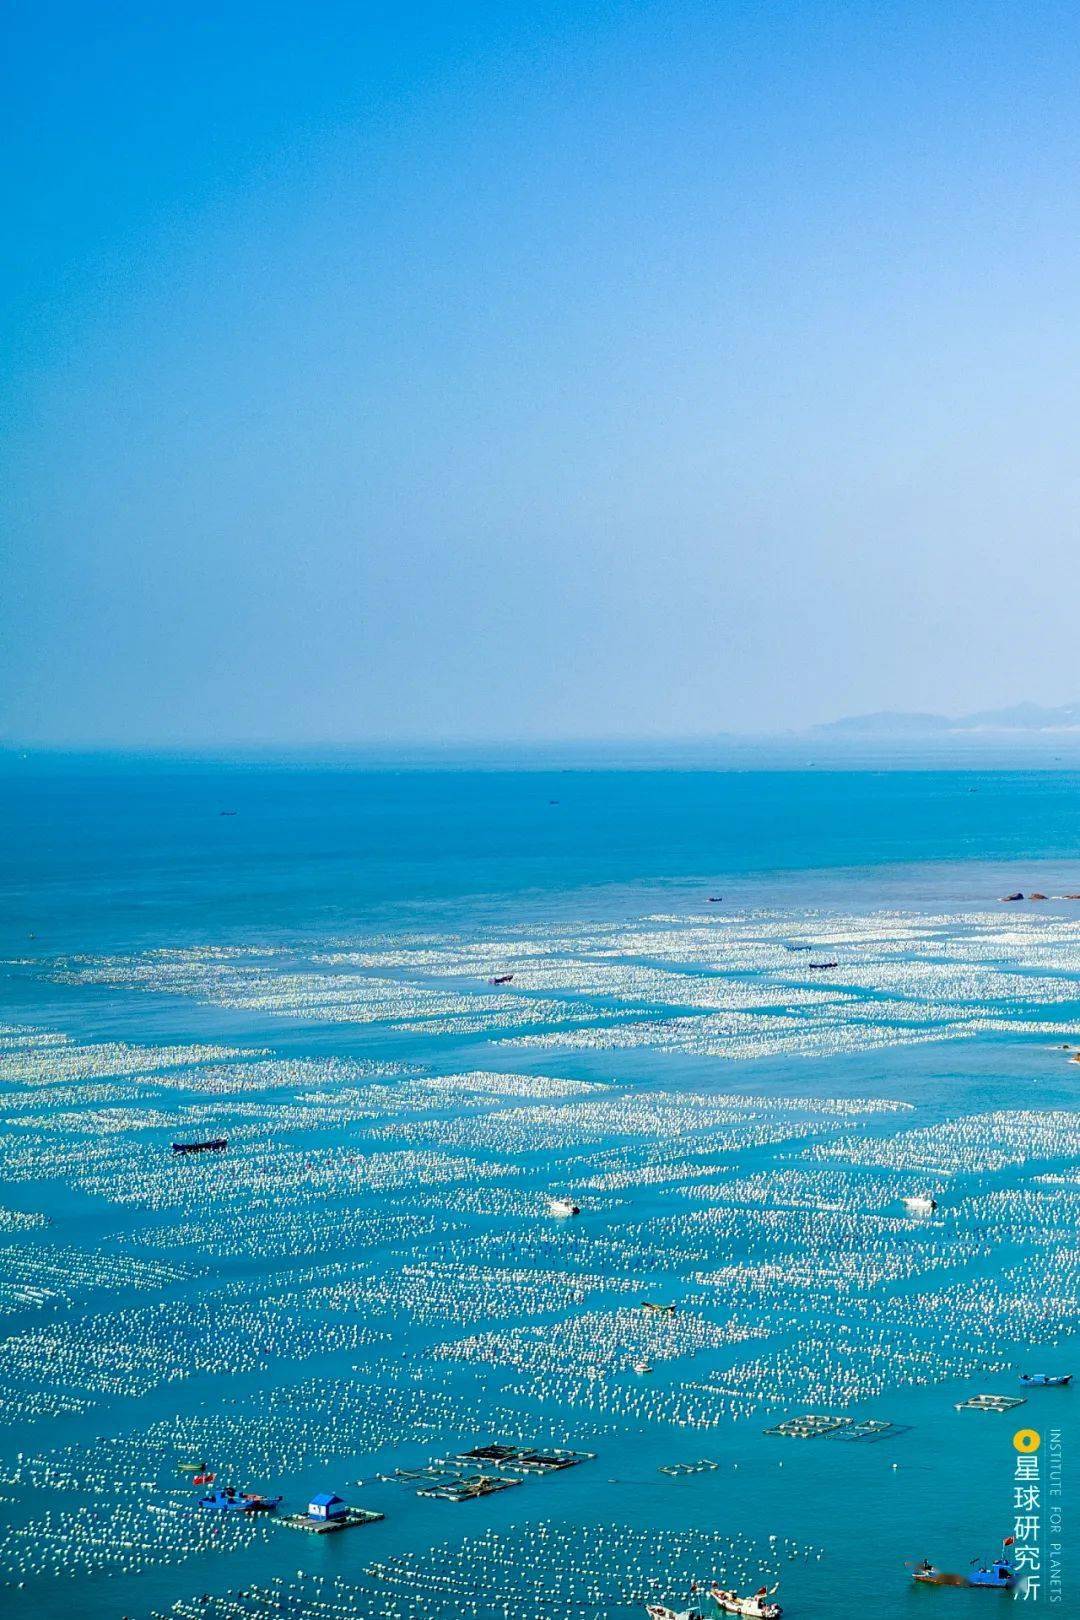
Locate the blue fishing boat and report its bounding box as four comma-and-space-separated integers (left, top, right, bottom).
1019, 1372, 1071, 1387
967, 1552, 1014, 1589
198, 1486, 282, 1512
909, 1538, 1015, 1589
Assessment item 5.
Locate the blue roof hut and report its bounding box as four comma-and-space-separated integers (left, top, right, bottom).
308, 1491, 347, 1520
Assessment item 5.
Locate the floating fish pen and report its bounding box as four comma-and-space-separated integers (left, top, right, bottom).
955, 1393, 1027, 1413
763, 1414, 907, 1443
379, 1463, 462, 1486
659, 1458, 719, 1476
279, 1507, 384, 1533
453, 1445, 594, 1474
454, 1444, 521, 1466
416, 1472, 522, 1502
764, 1414, 854, 1438
831, 1418, 910, 1442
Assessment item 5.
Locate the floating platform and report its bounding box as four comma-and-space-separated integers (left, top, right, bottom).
832, 1419, 911, 1442
764, 1414, 850, 1438
955, 1394, 1027, 1414
385, 1444, 594, 1499
510, 1448, 595, 1474
279, 1507, 384, 1533
659, 1458, 719, 1477
417, 1473, 522, 1502
765, 1413, 907, 1441
451, 1444, 595, 1474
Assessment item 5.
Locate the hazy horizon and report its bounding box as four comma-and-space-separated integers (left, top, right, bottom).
7, 3, 1080, 747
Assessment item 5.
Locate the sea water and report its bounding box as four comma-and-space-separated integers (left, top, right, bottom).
0, 757, 1076, 1620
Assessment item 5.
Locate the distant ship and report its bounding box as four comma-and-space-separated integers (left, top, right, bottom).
172, 1138, 228, 1156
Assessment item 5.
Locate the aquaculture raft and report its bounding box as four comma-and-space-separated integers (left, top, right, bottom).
279, 1506, 384, 1533
764, 1413, 908, 1442
417, 1473, 522, 1502
955, 1394, 1027, 1414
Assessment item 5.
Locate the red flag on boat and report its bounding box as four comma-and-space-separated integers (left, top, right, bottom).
1003, 1537, 1015, 1547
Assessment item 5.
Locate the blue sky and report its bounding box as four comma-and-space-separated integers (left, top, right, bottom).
5, 1, 1080, 745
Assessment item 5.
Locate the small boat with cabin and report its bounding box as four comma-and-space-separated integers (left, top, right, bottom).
909, 1539, 1015, 1588
1019, 1372, 1071, 1387
548, 1196, 580, 1217
198, 1486, 282, 1512
968, 1550, 1015, 1589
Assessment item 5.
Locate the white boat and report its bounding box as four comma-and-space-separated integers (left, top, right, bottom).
710, 1584, 783, 1619
645, 1606, 703, 1620
548, 1197, 580, 1217
634, 1360, 653, 1374
903, 1194, 937, 1216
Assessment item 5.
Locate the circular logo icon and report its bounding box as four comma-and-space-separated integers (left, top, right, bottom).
1013, 1429, 1041, 1453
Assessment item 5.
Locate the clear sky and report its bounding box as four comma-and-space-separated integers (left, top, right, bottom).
5, 1, 1080, 746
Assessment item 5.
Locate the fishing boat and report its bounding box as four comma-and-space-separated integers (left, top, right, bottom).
634, 1360, 653, 1374
710, 1584, 783, 1618
489, 973, 515, 985
968, 1547, 1015, 1589
548, 1196, 580, 1217
645, 1606, 704, 1620
1019, 1372, 1071, 1387
903, 1194, 937, 1216
807, 960, 838, 970
198, 1486, 282, 1512
909, 1538, 1015, 1589
172, 1138, 227, 1156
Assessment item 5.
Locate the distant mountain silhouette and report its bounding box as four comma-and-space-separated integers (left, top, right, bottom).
817, 702, 1080, 734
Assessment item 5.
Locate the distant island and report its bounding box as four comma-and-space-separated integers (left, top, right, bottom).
817, 702, 1080, 736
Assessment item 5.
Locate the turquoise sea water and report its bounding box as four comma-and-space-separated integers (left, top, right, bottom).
0, 760, 1076, 1620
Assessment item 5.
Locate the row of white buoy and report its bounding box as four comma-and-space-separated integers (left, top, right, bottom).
0, 1494, 268, 1583
0, 1289, 389, 1402
0, 905, 1074, 1613
806, 1108, 1080, 1176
